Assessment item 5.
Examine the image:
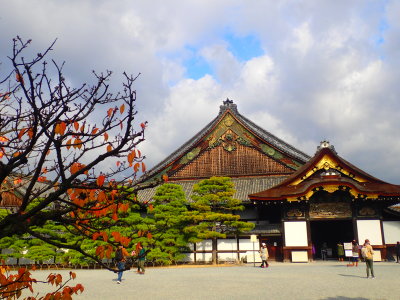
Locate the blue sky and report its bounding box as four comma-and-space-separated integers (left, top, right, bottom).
1, 0, 400, 183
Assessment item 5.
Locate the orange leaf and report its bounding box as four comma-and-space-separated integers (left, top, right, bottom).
18, 128, 28, 139
38, 176, 47, 182
107, 108, 113, 117
147, 232, 152, 240
107, 144, 112, 152
141, 162, 146, 172
148, 204, 153, 212
74, 122, 79, 131
16, 72, 24, 84
140, 122, 146, 129
92, 232, 100, 241
27, 128, 34, 139
66, 139, 72, 150
0, 136, 9, 142
55, 122, 67, 135
133, 163, 140, 173
74, 138, 82, 149
120, 104, 125, 114
104, 132, 109, 141
96, 174, 105, 187
92, 127, 99, 135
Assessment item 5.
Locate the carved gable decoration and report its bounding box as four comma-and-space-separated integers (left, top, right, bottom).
309, 202, 352, 219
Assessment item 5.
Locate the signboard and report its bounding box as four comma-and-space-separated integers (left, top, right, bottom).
343, 242, 352, 250
250, 235, 258, 242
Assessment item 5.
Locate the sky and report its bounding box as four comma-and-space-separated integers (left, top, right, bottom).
1, 0, 400, 184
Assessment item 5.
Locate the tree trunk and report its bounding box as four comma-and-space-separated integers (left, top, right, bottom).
212, 237, 217, 265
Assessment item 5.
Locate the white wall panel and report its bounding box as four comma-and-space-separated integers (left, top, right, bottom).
239, 238, 259, 250
196, 240, 212, 250
383, 221, 400, 244
284, 221, 308, 246
357, 220, 382, 245
217, 239, 237, 251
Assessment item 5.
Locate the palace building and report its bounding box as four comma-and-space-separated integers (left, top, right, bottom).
137, 100, 400, 263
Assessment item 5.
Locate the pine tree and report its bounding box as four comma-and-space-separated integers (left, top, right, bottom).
187, 177, 254, 264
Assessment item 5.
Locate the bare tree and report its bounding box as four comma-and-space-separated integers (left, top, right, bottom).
0, 37, 150, 266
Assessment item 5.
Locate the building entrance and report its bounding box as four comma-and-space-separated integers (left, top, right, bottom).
310, 220, 354, 260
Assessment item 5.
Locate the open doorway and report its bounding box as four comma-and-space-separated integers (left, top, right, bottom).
310, 220, 354, 260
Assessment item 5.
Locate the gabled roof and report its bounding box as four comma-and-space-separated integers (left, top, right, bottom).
136, 100, 310, 186
249, 141, 400, 202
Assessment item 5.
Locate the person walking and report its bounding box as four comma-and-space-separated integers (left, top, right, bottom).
115, 244, 130, 284
259, 243, 269, 268
362, 239, 375, 279
395, 241, 400, 263
137, 244, 147, 275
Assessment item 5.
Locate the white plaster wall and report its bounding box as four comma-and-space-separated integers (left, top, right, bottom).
357, 220, 382, 245
284, 221, 308, 246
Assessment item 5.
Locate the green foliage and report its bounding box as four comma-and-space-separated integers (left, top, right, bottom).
145, 183, 192, 265
188, 176, 254, 237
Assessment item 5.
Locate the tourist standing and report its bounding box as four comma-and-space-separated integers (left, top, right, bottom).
137, 244, 147, 274
395, 241, 400, 263
347, 240, 359, 267
362, 239, 375, 279
259, 243, 269, 268
115, 245, 130, 284
321, 242, 328, 261
337, 243, 344, 261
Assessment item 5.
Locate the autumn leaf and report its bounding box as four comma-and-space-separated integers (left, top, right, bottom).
106, 144, 112, 152
147, 232, 152, 240
16, 72, 24, 84
74, 121, 79, 131
141, 162, 146, 172
66, 139, 72, 150
0, 136, 9, 142
162, 174, 169, 182
96, 174, 105, 187
133, 163, 140, 173
55, 121, 67, 135
107, 108, 113, 117
18, 128, 28, 139
140, 122, 146, 129
104, 132, 109, 141
91, 127, 99, 135
38, 176, 47, 182
120, 104, 125, 114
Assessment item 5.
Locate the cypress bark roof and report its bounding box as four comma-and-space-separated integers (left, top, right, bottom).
136, 100, 310, 187
135, 100, 310, 203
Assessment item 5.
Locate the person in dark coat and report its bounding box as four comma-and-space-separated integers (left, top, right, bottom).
396, 241, 400, 263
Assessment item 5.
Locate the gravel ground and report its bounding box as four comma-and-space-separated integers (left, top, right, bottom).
20, 261, 400, 300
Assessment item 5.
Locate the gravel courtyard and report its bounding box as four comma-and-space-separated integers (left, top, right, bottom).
21, 261, 400, 300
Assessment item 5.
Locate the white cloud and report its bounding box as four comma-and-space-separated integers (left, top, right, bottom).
2, 0, 400, 184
